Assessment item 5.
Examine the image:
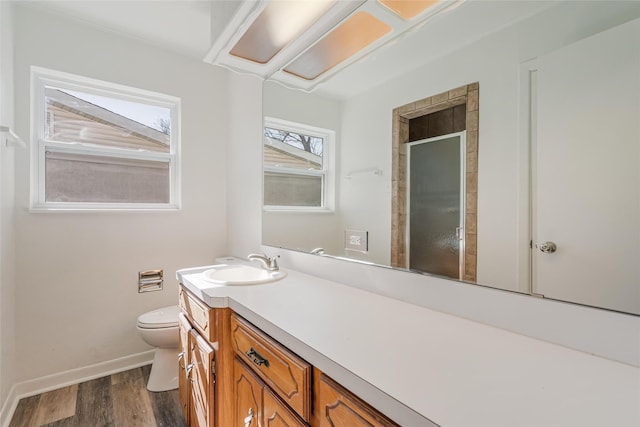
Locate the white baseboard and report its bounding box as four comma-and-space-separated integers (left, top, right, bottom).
0, 350, 154, 427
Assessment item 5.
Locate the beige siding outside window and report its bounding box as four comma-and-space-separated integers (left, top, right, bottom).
263, 118, 334, 211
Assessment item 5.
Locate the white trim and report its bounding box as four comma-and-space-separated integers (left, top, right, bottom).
518, 59, 537, 294
31, 66, 180, 107
30, 66, 181, 211
0, 350, 154, 427
0, 126, 25, 148
263, 117, 335, 212
264, 166, 323, 178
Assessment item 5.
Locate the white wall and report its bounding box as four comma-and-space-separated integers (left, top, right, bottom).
11, 6, 229, 384
226, 72, 263, 258
262, 82, 343, 255
0, 0, 16, 419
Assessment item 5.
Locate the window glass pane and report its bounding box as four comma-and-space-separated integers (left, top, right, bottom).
264, 172, 322, 207
44, 86, 171, 153
264, 126, 323, 171
45, 151, 170, 203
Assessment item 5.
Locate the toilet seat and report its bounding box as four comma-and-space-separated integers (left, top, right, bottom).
137, 305, 180, 329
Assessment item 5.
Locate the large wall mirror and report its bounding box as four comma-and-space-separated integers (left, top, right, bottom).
262, 1, 640, 316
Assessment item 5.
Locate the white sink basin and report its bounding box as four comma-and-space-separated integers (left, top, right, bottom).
201, 264, 286, 286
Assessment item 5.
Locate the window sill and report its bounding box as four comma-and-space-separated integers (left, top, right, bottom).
263, 207, 334, 214
29, 203, 181, 213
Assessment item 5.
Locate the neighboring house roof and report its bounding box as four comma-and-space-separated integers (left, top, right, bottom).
264, 136, 322, 170
46, 88, 170, 153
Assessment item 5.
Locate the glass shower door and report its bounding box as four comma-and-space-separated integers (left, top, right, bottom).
407, 132, 465, 279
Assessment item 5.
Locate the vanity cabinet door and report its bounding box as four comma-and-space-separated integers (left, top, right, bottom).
234, 357, 263, 427
263, 388, 307, 427
178, 313, 192, 423
189, 329, 215, 427
316, 374, 399, 427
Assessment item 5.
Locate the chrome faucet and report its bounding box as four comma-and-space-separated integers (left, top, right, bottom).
248, 254, 279, 271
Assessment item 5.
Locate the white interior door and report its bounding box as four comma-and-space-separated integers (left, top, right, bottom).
533, 18, 640, 314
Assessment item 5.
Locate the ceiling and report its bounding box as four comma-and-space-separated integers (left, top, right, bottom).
16, 0, 213, 59
16, 0, 555, 98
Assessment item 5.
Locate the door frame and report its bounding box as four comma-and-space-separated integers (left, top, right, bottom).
391, 82, 479, 281
519, 59, 536, 295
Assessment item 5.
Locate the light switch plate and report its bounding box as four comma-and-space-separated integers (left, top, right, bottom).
345, 230, 368, 252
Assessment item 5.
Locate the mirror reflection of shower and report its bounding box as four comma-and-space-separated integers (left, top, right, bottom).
406, 132, 466, 280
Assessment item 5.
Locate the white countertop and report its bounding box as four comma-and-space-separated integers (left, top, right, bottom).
178, 265, 640, 427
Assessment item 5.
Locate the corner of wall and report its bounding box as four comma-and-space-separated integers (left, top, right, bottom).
0, 0, 17, 417
225, 73, 263, 258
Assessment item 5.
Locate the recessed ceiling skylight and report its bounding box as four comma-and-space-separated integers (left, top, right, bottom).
230, 0, 336, 64
378, 0, 440, 20
283, 11, 392, 81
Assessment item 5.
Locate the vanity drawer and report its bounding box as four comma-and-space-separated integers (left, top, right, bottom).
179, 286, 213, 341
231, 314, 311, 422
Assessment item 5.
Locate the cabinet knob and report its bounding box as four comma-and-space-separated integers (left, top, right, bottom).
178, 352, 185, 369
186, 363, 195, 382
243, 407, 254, 427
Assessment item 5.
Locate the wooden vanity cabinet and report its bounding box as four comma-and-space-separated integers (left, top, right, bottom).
179, 300, 215, 427
189, 329, 215, 427
234, 356, 307, 427
230, 314, 312, 422
234, 357, 262, 427
179, 285, 234, 427
178, 313, 192, 423
178, 284, 400, 427
263, 386, 307, 427
315, 373, 399, 427
179, 286, 215, 342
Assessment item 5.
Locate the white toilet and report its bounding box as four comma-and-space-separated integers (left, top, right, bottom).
136, 305, 180, 392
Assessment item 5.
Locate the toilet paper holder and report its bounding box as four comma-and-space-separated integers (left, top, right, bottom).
139, 269, 163, 293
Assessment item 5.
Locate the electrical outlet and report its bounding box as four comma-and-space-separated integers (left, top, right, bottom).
345, 230, 368, 252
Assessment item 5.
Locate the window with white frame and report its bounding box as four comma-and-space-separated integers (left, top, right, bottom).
263, 118, 334, 211
31, 67, 181, 210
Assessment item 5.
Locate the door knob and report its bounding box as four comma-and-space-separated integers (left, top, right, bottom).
537, 241, 557, 253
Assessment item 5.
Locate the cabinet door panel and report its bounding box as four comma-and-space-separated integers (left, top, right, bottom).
234, 357, 263, 427
317, 374, 398, 427
178, 313, 192, 423
263, 389, 306, 427
189, 329, 215, 427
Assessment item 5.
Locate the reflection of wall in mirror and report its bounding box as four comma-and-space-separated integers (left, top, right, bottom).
262, 85, 343, 255
263, 1, 640, 295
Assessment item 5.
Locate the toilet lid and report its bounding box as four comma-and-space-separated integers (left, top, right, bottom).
137, 305, 180, 329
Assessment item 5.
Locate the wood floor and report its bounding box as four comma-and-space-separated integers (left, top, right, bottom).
9, 365, 186, 427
